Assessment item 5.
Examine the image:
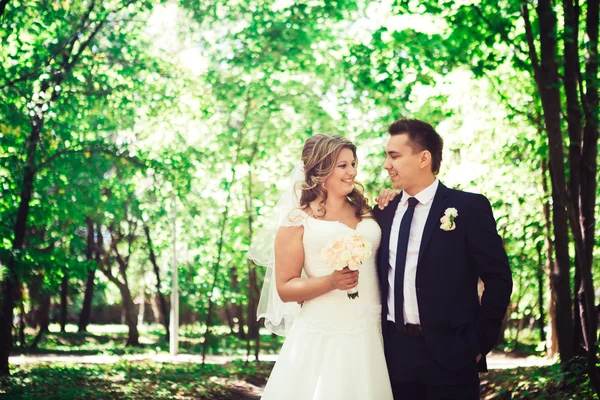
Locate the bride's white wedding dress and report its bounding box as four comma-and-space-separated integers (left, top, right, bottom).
261, 209, 393, 400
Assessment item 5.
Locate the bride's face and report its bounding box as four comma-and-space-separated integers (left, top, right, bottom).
323, 148, 357, 197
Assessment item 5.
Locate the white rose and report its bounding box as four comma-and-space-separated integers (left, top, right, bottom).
352, 248, 365, 258
340, 250, 351, 262
440, 215, 455, 231
444, 207, 458, 218
348, 260, 361, 271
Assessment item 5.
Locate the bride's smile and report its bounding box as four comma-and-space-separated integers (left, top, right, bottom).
323, 147, 357, 197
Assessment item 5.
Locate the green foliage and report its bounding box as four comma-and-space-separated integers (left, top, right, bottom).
480, 363, 598, 399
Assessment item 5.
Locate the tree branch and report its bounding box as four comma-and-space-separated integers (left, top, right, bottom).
94, 229, 119, 286
0, 34, 74, 90
521, 4, 540, 73
0, 0, 136, 92
59, 0, 98, 72
36, 144, 146, 172
0, 0, 10, 20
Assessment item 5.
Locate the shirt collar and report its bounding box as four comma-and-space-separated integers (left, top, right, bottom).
400, 178, 439, 207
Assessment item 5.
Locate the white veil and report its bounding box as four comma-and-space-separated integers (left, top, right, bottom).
247, 161, 305, 336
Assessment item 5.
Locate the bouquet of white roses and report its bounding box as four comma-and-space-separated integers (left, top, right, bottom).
321, 232, 372, 299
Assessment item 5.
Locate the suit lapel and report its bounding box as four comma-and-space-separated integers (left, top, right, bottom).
417, 182, 449, 266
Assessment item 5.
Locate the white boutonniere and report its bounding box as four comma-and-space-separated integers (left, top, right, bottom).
440, 207, 458, 231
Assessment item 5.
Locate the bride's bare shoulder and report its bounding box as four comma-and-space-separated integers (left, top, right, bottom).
281, 208, 309, 228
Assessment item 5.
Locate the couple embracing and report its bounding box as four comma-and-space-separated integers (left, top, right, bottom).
248, 118, 513, 400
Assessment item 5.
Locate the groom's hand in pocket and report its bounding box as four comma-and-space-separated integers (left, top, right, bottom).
329, 267, 359, 291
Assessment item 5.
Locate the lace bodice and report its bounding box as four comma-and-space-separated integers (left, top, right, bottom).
282, 209, 383, 335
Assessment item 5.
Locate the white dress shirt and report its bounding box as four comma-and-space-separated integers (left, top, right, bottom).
387, 179, 439, 324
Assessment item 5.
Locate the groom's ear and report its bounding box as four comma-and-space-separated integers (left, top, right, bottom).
419, 150, 432, 170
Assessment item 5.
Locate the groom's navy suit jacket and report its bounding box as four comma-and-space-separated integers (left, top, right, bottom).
373, 182, 512, 373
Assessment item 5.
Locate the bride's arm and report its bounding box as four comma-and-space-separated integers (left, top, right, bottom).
274, 226, 359, 303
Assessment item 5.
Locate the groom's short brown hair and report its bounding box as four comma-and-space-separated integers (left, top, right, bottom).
388, 118, 444, 175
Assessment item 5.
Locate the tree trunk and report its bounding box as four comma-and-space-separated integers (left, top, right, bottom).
247, 260, 260, 341
562, 0, 588, 357
29, 275, 50, 332
562, 0, 600, 393
143, 226, 169, 339
18, 299, 26, 348
137, 285, 145, 327
30, 289, 50, 349
59, 273, 68, 333
228, 264, 246, 339
30, 289, 51, 349
541, 159, 559, 358
95, 226, 140, 346
573, 258, 586, 356
248, 261, 260, 362
27, 276, 41, 328
37, 292, 50, 333
523, 1, 574, 364
150, 294, 161, 324
535, 242, 546, 343
547, 288, 559, 358
0, 84, 47, 374
510, 258, 526, 349
79, 217, 96, 332
121, 283, 139, 346
224, 305, 236, 334
79, 271, 96, 331
201, 95, 251, 366
579, 0, 600, 394
112, 246, 139, 346
246, 149, 261, 362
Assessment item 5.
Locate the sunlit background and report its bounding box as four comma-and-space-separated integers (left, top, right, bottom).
1, 0, 599, 398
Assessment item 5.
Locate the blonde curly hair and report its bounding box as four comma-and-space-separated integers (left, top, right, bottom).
298, 134, 370, 218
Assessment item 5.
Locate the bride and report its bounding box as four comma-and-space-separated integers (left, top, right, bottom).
248, 134, 393, 399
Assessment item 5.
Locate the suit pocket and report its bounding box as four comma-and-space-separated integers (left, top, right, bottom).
454, 321, 480, 361
448, 311, 475, 328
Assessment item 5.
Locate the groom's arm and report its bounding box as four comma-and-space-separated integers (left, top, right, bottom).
466, 194, 513, 356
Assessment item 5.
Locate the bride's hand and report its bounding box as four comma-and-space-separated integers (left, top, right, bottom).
375, 189, 400, 210
329, 267, 359, 291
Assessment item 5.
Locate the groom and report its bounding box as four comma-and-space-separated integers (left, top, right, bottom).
373, 119, 512, 399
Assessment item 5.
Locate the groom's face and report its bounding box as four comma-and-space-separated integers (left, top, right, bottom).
383, 133, 424, 191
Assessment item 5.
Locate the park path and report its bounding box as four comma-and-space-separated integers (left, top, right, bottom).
10, 352, 554, 369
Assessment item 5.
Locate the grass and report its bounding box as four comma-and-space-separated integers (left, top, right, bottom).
3, 360, 597, 400
497, 327, 548, 358
4, 324, 597, 399
480, 363, 597, 399
13, 323, 284, 357
0, 360, 274, 400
